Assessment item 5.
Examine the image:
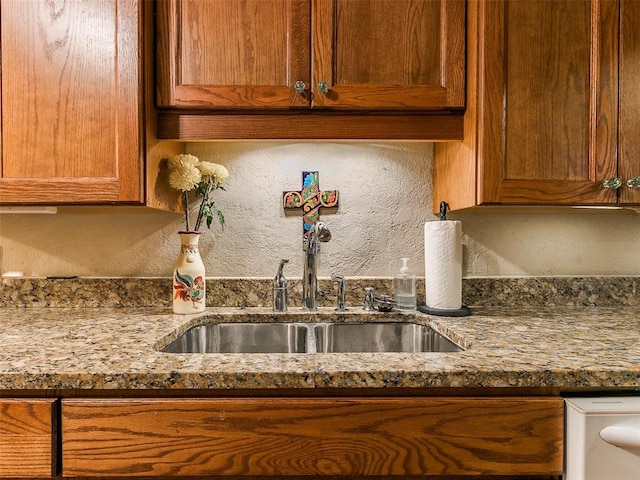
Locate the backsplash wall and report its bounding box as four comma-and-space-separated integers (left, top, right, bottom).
2, 142, 640, 278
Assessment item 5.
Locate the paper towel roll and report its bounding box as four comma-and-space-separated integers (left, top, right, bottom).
424, 220, 462, 310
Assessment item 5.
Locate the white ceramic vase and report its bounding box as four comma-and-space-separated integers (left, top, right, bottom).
172, 231, 206, 314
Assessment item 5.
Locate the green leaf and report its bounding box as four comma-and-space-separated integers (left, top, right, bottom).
195, 181, 209, 198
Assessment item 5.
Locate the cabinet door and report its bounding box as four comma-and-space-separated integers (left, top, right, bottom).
156, 0, 310, 109
619, 0, 640, 204
0, 0, 142, 205
62, 397, 562, 477
0, 399, 56, 478
478, 0, 619, 205
311, 0, 465, 110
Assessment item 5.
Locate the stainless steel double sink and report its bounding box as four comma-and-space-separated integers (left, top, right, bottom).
162, 321, 463, 354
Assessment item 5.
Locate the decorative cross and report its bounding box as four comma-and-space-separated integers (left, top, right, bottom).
283, 171, 339, 249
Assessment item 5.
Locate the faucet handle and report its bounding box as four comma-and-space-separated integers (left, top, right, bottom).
363, 287, 397, 312
331, 273, 347, 312
374, 294, 397, 312
363, 287, 375, 311
274, 259, 289, 287
273, 259, 289, 312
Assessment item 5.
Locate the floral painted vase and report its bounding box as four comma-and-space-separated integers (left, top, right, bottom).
172, 231, 206, 314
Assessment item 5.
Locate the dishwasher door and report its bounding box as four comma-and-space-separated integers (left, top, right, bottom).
565, 397, 640, 480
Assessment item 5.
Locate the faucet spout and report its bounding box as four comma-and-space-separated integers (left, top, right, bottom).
303, 222, 331, 310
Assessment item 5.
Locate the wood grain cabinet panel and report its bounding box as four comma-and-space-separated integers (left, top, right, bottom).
0, 0, 143, 204
311, 0, 465, 110
157, 0, 463, 111
156, 0, 310, 109
434, 0, 627, 210
61, 397, 563, 477
0, 399, 56, 478
155, 0, 465, 140
619, 0, 640, 204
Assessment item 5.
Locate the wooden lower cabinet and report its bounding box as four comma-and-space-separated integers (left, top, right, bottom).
61, 397, 563, 477
0, 398, 56, 478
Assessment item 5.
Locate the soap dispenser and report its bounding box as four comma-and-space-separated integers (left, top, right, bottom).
273, 259, 289, 312
393, 257, 416, 310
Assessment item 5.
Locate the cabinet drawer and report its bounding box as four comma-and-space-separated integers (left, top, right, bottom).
0, 399, 56, 478
62, 397, 563, 477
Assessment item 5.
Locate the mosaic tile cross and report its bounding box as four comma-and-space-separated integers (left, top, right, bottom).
283, 171, 339, 249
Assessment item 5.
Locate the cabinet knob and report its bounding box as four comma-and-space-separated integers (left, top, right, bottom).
603, 177, 622, 189
318, 80, 330, 95
294, 80, 307, 95
627, 177, 640, 188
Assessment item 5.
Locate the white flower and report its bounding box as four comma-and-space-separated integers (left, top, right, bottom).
196, 161, 218, 177
197, 161, 229, 188
167, 154, 200, 170
165, 154, 228, 232
168, 163, 201, 192
212, 164, 229, 184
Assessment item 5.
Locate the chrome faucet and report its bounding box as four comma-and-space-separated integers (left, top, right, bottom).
303, 222, 332, 310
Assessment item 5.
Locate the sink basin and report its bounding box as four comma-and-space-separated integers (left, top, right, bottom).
314, 322, 462, 353
162, 323, 307, 353
161, 321, 462, 354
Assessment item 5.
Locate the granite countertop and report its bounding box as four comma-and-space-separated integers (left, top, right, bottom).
1, 305, 639, 391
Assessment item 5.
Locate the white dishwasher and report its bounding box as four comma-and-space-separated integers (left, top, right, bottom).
565, 396, 640, 480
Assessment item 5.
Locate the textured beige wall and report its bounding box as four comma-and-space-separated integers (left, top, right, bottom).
1, 142, 640, 278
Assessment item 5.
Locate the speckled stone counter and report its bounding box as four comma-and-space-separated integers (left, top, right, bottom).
1, 305, 639, 391
4, 276, 640, 308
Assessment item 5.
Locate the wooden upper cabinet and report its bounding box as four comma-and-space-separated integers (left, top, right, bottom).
156, 0, 464, 111
311, 0, 465, 110
479, 0, 618, 205
435, 0, 620, 210
0, 0, 143, 205
619, 0, 640, 204
156, 0, 310, 109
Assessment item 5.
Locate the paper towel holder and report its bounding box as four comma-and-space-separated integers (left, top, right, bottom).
418, 304, 471, 317
439, 201, 448, 220
424, 203, 471, 317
